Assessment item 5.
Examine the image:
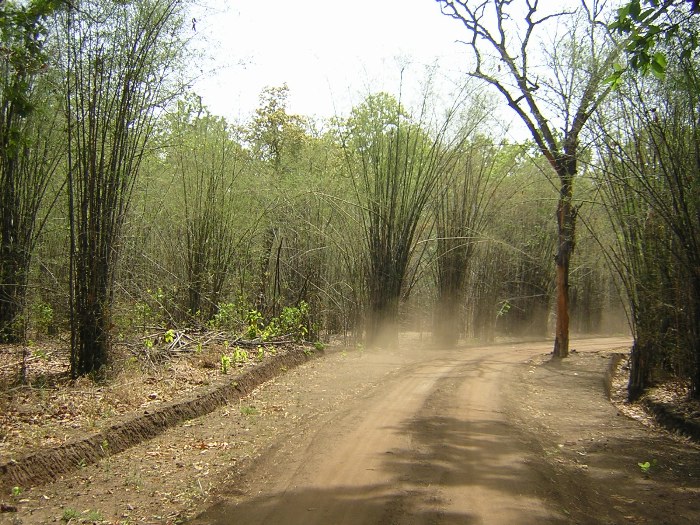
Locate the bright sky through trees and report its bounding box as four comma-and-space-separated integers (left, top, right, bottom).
190, 0, 469, 122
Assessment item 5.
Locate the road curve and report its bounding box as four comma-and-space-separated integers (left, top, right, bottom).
190, 337, 631, 525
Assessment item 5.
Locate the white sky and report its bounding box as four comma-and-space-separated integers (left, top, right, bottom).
189, 0, 471, 123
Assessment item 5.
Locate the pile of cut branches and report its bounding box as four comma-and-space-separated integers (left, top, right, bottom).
130, 327, 300, 364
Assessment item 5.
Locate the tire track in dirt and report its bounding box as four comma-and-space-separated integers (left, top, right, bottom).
390, 350, 568, 524
191, 341, 597, 524
196, 357, 463, 524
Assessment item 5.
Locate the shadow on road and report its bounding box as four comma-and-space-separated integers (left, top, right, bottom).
190, 483, 479, 524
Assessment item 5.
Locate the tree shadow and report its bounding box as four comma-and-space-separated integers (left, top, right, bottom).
190, 483, 477, 524
190, 365, 571, 525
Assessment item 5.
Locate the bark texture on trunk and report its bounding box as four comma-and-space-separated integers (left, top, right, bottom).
553, 200, 575, 357
552, 160, 577, 358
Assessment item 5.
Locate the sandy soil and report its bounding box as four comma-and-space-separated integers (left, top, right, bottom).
2, 335, 700, 524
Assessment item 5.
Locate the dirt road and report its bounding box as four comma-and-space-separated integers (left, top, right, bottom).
187, 336, 699, 525
7, 336, 699, 524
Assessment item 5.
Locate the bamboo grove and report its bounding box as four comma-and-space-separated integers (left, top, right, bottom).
1, 0, 699, 400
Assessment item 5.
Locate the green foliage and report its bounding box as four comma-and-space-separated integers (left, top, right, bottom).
604, 62, 627, 88
220, 354, 231, 374
0, 0, 66, 344
220, 346, 248, 374
240, 405, 258, 416
83, 510, 104, 522
210, 302, 241, 330
61, 508, 81, 522
610, 0, 699, 78
30, 301, 54, 336
130, 288, 169, 330
277, 301, 310, 342
32, 347, 48, 360
497, 300, 511, 318
134, 302, 153, 326
100, 439, 110, 456
60, 507, 104, 523
162, 96, 252, 322
243, 302, 311, 342
164, 329, 175, 344
245, 309, 264, 339
247, 83, 308, 166
233, 346, 248, 363
340, 88, 466, 346
638, 459, 657, 474
64, 0, 191, 378
0, 0, 62, 123
11, 486, 21, 497
597, 55, 700, 396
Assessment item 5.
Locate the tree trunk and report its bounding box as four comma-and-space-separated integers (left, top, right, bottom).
71, 233, 112, 377
366, 265, 401, 348
0, 149, 27, 343
690, 275, 700, 399
366, 296, 400, 348
553, 260, 570, 357
553, 171, 576, 358
628, 338, 651, 401
73, 296, 110, 377
0, 247, 29, 343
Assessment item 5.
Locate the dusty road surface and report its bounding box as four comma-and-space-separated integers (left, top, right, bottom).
185, 336, 699, 525
7, 335, 699, 524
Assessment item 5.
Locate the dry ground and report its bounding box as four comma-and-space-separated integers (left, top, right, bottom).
0, 335, 699, 524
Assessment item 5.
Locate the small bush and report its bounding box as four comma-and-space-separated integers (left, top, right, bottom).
210, 302, 241, 330
31, 301, 54, 337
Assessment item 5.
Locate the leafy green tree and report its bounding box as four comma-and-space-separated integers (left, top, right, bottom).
165, 96, 250, 320
247, 84, 306, 172
484, 153, 557, 339
596, 53, 700, 398
246, 84, 311, 318
269, 130, 343, 338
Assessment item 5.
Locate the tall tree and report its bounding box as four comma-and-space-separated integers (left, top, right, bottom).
340, 90, 464, 347
0, 0, 63, 343
246, 84, 309, 318
58, 0, 189, 377
596, 54, 700, 398
437, 0, 619, 357
166, 96, 248, 320
433, 137, 511, 346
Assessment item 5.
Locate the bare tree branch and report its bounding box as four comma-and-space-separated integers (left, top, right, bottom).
436, 0, 619, 357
